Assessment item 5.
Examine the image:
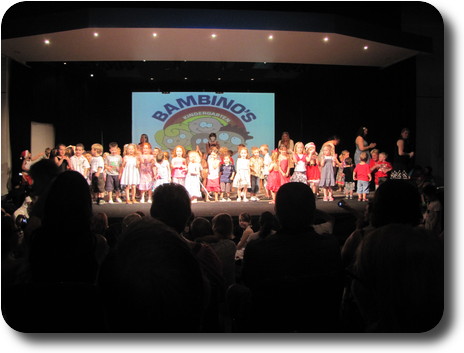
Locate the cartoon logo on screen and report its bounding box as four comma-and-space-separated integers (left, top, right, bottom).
154, 106, 253, 152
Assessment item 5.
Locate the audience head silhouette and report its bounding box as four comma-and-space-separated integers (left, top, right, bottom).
212, 213, 234, 239
29, 171, 97, 283
150, 183, 192, 233
370, 180, 422, 228
352, 223, 443, 332
275, 182, 316, 232
101, 217, 205, 332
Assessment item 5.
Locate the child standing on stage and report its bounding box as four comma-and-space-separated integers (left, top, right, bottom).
154, 151, 171, 189
305, 142, 320, 196
219, 153, 236, 201
120, 143, 140, 204
266, 150, 281, 204
336, 150, 350, 193
319, 144, 337, 201
249, 146, 264, 201
278, 144, 290, 185
104, 142, 123, 203
353, 151, 371, 202
171, 145, 187, 186
139, 142, 156, 203
290, 142, 308, 184
233, 147, 251, 202
342, 157, 355, 199
70, 143, 90, 181
90, 143, 105, 205
55, 144, 72, 173
371, 152, 392, 189
260, 144, 272, 200
185, 150, 203, 203
206, 149, 221, 202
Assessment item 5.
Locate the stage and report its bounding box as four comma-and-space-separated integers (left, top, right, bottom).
92, 191, 370, 245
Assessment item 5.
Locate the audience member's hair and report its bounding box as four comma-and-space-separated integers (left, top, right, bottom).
212, 213, 234, 239
352, 224, 443, 332
91, 212, 109, 235
189, 217, 213, 240
150, 183, 192, 233
239, 212, 251, 223
122, 213, 142, 230
275, 182, 316, 231
99, 217, 205, 332
370, 180, 422, 228
28, 159, 59, 197
257, 211, 277, 239
29, 171, 98, 283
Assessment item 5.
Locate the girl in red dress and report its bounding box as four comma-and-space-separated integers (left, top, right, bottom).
266, 150, 281, 204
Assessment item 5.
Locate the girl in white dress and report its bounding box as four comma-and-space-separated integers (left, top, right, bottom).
233, 147, 251, 202
184, 150, 202, 203
120, 143, 140, 204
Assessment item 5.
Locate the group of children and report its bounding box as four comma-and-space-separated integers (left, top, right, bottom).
20, 131, 394, 205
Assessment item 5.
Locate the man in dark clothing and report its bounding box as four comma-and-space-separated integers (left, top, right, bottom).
241, 182, 343, 332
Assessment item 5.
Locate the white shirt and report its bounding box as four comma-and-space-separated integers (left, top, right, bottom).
70, 155, 90, 177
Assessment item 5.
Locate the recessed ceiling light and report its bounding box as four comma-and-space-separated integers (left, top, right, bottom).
90, 74, 94, 77
323, 37, 329, 42
218, 77, 221, 80
44, 39, 50, 45
211, 33, 217, 38
150, 77, 154, 81
251, 78, 255, 81
364, 45, 369, 50
152, 33, 158, 37
268, 35, 273, 40
93, 32, 99, 37
184, 77, 188, 80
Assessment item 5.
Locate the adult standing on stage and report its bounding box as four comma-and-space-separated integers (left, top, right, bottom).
277, 131, 295, 170
392, 127, 415, 179
138, 133, 149, 151
354, 126, 376, 165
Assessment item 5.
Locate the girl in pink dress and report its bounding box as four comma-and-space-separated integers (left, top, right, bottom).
171, 145, 187, 186
138, 143, 156, 203
278, 145, 290, 185
206, 149, 221, 202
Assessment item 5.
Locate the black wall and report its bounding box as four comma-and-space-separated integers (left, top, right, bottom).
8, 57, 416, 178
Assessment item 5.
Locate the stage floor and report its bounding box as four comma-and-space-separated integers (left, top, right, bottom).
92, 190, 369, 220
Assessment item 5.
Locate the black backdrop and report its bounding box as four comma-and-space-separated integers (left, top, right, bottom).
8, 56, 416, 178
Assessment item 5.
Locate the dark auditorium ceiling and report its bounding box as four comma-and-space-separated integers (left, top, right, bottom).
1, 2, 433, 84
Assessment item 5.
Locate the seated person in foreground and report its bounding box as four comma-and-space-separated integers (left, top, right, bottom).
241, 182, 343, 332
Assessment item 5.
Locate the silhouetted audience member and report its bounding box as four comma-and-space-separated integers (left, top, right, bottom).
351, 224, 443, 332
421, 184, 443, 237
207, 213, 237, 289
342, 179, 423, 269
241, 182, 343, 332
190, 217, 214, 241
4, 171, 108, 332
149, 183, 226, 332
247, 211, 277, 243
22, 158, 60, 240
150, 183, 192, 233
340, 179, 424, 332
27, 171, 108, 283
121, 212, 143, 233
98, 217, 205, 332
91, 212, 109, 236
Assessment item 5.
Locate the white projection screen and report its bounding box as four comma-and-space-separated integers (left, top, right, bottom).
132, 92, 275, 156
31, 121, 55, 156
